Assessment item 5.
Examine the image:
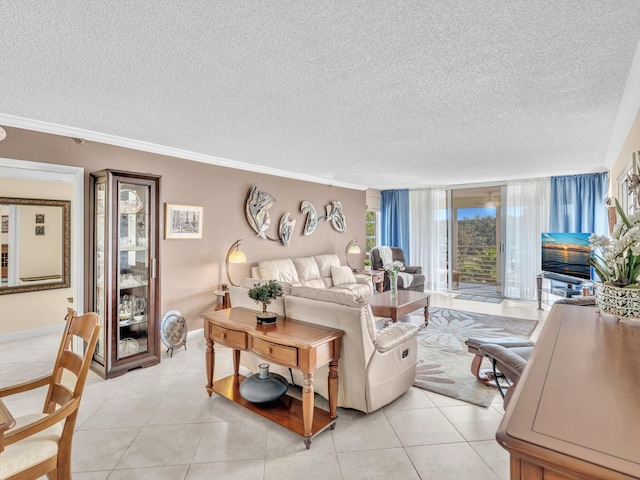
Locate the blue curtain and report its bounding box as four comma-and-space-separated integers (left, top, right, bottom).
380, 189, 410, 260
550, 172, 608, 235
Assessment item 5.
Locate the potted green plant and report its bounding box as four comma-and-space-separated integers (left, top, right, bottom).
247, 280, 283, 324
363, 258, 372, 272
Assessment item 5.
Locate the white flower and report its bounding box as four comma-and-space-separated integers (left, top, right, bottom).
589, 198, 640, 287
383, 261, 405, 275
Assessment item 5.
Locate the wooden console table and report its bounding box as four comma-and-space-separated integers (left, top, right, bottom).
497, 304, 640, 479
202, 307, 344, 448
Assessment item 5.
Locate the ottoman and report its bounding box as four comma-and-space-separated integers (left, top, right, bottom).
465, 336, 535, 385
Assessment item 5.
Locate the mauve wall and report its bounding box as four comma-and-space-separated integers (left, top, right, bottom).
611, 108, 640, 199
0, 127, 366, 333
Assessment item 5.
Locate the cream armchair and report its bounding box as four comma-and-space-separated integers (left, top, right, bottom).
231, 285, 419, 413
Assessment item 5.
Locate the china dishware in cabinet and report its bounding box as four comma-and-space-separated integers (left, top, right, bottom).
90, 169, 161, 378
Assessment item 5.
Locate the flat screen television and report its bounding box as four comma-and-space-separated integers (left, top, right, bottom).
541, 232, 592, 281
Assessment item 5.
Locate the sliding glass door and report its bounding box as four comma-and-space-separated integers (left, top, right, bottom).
447, 186, 505, 297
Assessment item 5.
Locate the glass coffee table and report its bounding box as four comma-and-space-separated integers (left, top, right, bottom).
367, 290, 430, 326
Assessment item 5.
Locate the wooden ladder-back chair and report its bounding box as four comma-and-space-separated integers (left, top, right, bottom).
0, 309, 100, 480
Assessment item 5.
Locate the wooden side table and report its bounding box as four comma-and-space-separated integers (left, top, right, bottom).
202, 307, 344, 449
214, 288, 230, 310
357, 269, 385, 293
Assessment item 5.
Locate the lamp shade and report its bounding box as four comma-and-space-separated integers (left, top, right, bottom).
345, 238, 360, 270
225, 239, 247, 287
228, 249, 247, 264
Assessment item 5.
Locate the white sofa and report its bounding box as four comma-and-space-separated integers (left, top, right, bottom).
229, 284, 419, 413
249, 254, 374, 297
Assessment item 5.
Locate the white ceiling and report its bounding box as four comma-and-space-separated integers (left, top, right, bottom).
1, 1, 640, 190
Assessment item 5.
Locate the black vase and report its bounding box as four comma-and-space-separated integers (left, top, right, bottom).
239, 363, 288, 403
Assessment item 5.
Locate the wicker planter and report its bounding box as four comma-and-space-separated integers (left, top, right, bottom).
594, 282, 640, 319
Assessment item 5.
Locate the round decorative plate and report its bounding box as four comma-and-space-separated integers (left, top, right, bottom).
160, 310, 187, 350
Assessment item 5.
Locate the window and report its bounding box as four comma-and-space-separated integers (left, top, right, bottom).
365, 210, 377, 252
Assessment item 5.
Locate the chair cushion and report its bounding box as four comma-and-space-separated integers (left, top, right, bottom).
331, 265, 357, 286
465, 336, 535, 355
292, 257, 326, 289
0, 413, 62, 480
313, 254, 342, 287
290, 286, 365, 306
375, 323, 419, 353
478, 343, 533, 382
258, 259, 301, 286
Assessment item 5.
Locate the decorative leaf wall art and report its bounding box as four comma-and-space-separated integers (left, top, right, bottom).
245, 184, 275, 239
244, 184, 347, 247
300, 200, 319, 236
279, 213, 296, 246
325, 201, 347, 233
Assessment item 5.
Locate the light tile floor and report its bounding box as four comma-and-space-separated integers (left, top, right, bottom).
0, 292, 550, 479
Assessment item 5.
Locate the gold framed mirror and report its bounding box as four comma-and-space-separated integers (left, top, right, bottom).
0, 197, 70, 295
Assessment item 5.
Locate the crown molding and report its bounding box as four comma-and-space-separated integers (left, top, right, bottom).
0, 114, 367, 191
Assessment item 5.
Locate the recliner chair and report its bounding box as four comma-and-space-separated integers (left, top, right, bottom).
370, 246, 425, 292
477, 343, 534, 408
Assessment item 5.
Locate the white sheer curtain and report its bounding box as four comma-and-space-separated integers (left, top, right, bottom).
504, 178, 550, 300
410, 188, 448, 292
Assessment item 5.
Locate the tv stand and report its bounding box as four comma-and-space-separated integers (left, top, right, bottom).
537, 272, 585, 310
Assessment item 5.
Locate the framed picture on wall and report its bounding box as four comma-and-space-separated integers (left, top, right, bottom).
35, 226, 45, 236
35, 214, 45, 224
165, 203, 203, 239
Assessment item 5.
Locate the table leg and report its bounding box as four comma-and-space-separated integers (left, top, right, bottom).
233, 349, 240, 376
302, 372, 315, 441
328, 360, 339, 420
537, 274, 543, 310
205, 338, 214, 396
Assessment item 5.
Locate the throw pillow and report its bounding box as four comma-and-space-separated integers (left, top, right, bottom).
331, 265, 356, 286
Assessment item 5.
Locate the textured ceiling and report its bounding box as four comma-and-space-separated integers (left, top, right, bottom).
1, 1, 639, 189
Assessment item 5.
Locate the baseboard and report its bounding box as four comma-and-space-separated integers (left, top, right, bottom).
1, 325, 204, 345
0, 323, 65, 344
187, 328, 203, 341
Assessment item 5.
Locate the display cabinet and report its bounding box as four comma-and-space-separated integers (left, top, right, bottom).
90, 169, 161, 378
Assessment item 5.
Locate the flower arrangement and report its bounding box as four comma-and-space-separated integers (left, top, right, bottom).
588, 198, 640, 288
248, 280, 283, 317
383, 261, 405, 276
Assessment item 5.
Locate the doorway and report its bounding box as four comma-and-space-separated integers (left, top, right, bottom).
0, 158, 84, 342
448, 186, 504, 297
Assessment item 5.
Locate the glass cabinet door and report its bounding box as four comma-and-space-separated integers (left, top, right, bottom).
90, 169, 160, 379
94, 180, 106, 361
117, 183, 150, 360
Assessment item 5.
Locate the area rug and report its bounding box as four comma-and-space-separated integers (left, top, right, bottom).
454, 294, 503, 304
412, 308, 537, 407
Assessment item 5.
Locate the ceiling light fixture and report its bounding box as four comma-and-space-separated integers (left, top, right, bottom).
484, 192, 496, 208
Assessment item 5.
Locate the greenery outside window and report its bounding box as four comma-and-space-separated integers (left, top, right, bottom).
365, 210, 377, 252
